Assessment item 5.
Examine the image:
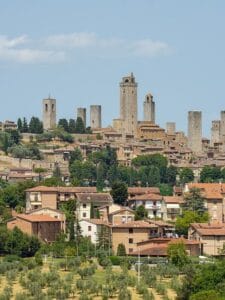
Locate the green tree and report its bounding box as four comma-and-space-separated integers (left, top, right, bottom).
200, 166, 222, 183
117, 243, 126, 256
135, 205, 148, 220
180, 167, 194, 184
96, 162, 106, 191
110, 181, 128, 205
167, 241, 188, 268
58, 118, 69, 132
164, 165, 177, 185
175, 210, 209, 236
68, 119, 76, 133
22, 117, 29, 133
69, 148, 83, 165
183, 187, 206, 214
75, 117, 86, 134
132, 153, 168, 169
158, 183, 173, 196
29, 117, 43, 134
17, 118, 23, 132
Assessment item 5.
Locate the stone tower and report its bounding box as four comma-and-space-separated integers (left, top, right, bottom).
211, 120, 220, 146
77, 107, 87, 128
188, 111, 202, 154
143, 93, 155, 123
220, 111, 225, 143
166, 122, 176, 135
90, 105, 102, 129
43, 97, 56, 131
120, 73, 138, 136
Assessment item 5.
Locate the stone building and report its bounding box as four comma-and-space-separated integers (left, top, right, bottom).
188, 111, 202, 154
166, 122, 176, 135
90, 105, 102, 129
211, 120, 221, 146
220, 111, 225, 143
143, 93, 155, 123
77, 107, 87, 127
43, 97, 56, 131
117, 73, 138, 136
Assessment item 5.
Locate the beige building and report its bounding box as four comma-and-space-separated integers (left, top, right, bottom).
111, 221, 158, 254
189, 222, 225, 256
7, 213, 64, 242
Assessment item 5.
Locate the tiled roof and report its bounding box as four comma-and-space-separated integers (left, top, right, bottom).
112, 220, 158, 229
76, 193, 113, 203
187, 183, 225, 200
80, 218, 110, 226
108, 207, 135, 215
130, 193, 162, 201
163, 196, 184, 204
16, 214, 62, 222
190, 222, 225, 236
132, 245, 168, 256
128, 187, 160, 195
26, 186, 97, 193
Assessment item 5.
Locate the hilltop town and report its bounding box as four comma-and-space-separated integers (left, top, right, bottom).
1, 73, 225, 299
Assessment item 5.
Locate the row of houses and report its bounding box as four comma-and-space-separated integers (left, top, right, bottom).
7, 183, 225, 257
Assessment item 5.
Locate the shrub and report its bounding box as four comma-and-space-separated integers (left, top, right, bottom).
109, 255, 121, 265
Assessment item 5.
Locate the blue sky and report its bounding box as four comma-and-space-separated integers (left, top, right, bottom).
1, 0, 225, 137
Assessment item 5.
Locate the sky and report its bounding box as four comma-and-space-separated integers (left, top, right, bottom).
1, 0, 225, 137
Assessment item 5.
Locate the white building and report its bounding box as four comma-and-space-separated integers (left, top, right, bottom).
79, 219, 110, 244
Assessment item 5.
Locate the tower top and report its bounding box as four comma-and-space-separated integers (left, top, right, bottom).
120, 72, 137, 86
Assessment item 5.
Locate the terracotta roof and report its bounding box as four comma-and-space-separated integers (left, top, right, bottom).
130, 193, 162, 201
112, 220, 158, 229
187, 183, 225, 200
137, 237, 201, 246
16, 214, 62, 222
163, 196, 184, 204
108, 207, 135, 215
80, 219, 110, 226
132, 245, 167, 256
128, 187, 160, 195
148, 220, 174, 228
26, 186, 97, 193
76, 193, 113, 203
190, 222, 225, 236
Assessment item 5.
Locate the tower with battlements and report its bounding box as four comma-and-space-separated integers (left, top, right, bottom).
90, 105, 102, 129
77, 107, 87, 128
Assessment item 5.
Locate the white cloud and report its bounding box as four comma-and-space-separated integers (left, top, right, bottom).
132, 39, 171, 57
0, 35, 65, 63
45, 32, 97, 48
0, 33, 172, 64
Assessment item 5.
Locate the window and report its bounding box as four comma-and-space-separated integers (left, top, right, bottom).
83, 212, 87, 218
88, 226, 92, 231
45, 104, 48, 112
129, 248, 133, 253
34, 194, 38, 202
122, 216, 126, 223
83, 204, 87, 208
52, 104, 54, 111
129, 228, 133, 234
129, 238, 133, 244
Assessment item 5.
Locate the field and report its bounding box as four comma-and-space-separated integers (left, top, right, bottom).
0, 256, 179, 299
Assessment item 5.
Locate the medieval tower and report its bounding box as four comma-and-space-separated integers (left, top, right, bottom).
143, 93, 155, 123
166, 122, 176, 135
211, 120, 221, 146
120, 73, 138, 136
90, 105, 102, 129
42, 97, 56, 131
77, 107, 87, 128
220, 111, 225, 143
188, 111, 202, 153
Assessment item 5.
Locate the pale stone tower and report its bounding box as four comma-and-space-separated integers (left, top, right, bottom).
90, 105, 102, 129
77, 108, 87, 128
120, 73, 138, 136
43, 97, 56, 131
188, 111, 202, 153
220, 111, 225, 143
143, 93, 155, 123
166, 122, 176, 135
211, 120, 220, 145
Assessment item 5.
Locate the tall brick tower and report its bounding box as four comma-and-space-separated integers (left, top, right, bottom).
43, 97, 56, 131
188, 111, 202, 153
120, 73, 138, 136
143, 93, 155, 123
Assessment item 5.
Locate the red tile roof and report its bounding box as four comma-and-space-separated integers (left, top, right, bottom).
16, 214, 62, 222
76, 193, 113, 203
26, 186, 97, 193
128, 187, 160, 195
112, 220, 158, 229
130, 193, 162, 201
190, 222, 225, 236
163, 196, 184, 204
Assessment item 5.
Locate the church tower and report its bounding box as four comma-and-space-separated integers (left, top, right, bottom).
42, 97, 56, 131
120, 73, 138, 136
